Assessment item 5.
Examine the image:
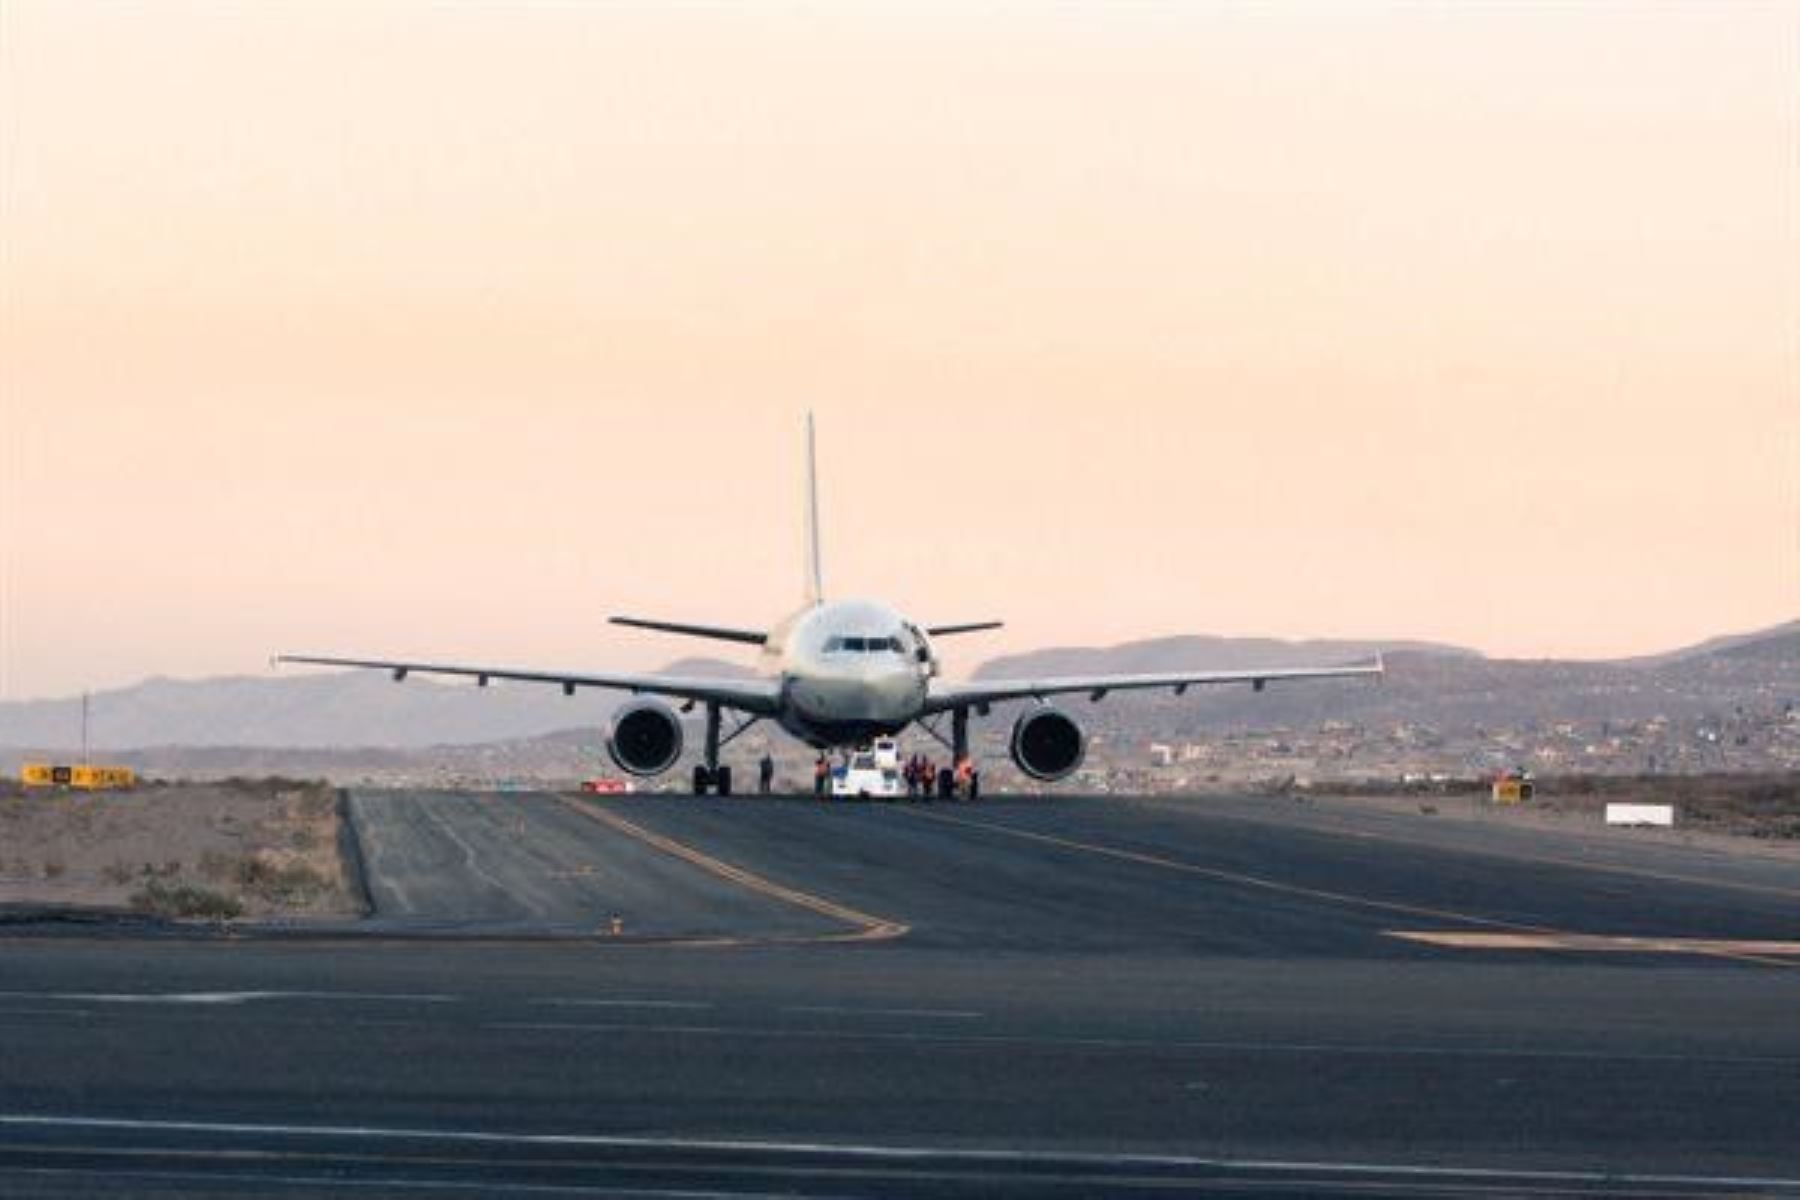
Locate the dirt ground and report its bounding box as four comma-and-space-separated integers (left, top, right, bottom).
0, 778, 362, 919
1314, 773, 1800, 861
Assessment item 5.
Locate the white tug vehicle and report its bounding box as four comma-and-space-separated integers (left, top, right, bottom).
831, 738, 903, 799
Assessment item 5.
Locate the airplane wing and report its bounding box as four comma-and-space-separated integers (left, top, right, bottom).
920, 658, 1383, 714
275, 655, 784, 716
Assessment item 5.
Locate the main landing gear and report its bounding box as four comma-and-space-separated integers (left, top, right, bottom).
694, 764, 732, 796
691, 701, 756, 796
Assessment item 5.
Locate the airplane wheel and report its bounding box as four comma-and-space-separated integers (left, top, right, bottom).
693, 765, 711, 795
715, 765, 732, 797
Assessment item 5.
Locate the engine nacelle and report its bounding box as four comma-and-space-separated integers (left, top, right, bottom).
1009, 707, 1085, 782
607, 699, 684, 776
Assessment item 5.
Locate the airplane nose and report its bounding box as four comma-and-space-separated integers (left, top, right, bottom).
794, 661, 920, 722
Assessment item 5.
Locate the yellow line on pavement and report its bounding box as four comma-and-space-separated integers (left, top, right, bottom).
906, 807, 1550, 932
1389, 931, 1800, 959
907, 808, 1796, 969
561, 798, 908, 944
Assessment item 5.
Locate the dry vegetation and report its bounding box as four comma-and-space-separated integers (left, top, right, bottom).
1531, 773, 1800, 841
1322, 772, 1800, 841
0, 777, 361, 920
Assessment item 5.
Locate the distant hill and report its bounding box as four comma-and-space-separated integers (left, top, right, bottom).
969, 623, 1799, 738
1, 625, 1792, 757
0, 670, 634, 752
1621, 620, 1800, 666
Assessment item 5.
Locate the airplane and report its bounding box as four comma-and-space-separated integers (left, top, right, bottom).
279, 416, 1382, 796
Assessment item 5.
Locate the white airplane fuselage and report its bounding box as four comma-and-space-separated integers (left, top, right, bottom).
761, 598, 932, 748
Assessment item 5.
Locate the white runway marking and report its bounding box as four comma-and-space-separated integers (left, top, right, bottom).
477, 1020, 1797, 1064
782, 1005, 983, 1020
0, 991, 456, 1006
0, 1008, 93, 1018
3, 1164, 792, 1198
2, 1113, 1797, 1191
535, 998, 715, 1011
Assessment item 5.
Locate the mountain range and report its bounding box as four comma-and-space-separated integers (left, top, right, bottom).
1, 623, 1794, 755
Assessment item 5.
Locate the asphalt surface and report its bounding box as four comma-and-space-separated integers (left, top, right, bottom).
1, 790, 1797, 1197
345, 790, 839, 939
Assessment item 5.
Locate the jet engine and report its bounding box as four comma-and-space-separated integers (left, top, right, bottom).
1009, 707, 1085, 781
607, 699, 684, 776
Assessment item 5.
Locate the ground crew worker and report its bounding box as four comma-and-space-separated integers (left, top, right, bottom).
758, 753, 774, 795
968, 764, 980, 802
813, 756, 828, 797
903, 757, 918, 798
953, 756, 972, 800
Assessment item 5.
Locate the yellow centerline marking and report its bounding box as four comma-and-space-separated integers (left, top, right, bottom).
1118, 794, 1800, 902
1390, 931, 1800, 958
905, 808, 1549, 932
561, 798, 908, 944
905, 808, 1796, 969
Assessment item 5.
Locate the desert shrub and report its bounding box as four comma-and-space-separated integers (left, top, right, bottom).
197, 850, 236, 881
1747, 780, 1798, 807
222, 776, 328, 798
130, 880, 242, 920
236, 857, 329, 903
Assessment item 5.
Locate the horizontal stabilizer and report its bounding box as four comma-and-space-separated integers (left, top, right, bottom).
609, 616, 768, 646
925, 621, 1005, 637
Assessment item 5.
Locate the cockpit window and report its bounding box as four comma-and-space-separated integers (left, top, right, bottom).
825, 634, 906, 653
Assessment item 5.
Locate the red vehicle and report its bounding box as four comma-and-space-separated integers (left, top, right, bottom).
579, 778, 633, 794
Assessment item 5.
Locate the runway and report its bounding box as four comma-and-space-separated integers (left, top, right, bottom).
1, 791, 1797, 1196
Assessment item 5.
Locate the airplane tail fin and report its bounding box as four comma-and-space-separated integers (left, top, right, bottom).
805, 412, 824, 606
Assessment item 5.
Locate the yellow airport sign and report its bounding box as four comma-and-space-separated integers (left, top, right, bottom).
1491, 775, 1534, 805
19, 763, 135, 790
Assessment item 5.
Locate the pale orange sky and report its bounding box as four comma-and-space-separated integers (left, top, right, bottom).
1, 2, 1795, 699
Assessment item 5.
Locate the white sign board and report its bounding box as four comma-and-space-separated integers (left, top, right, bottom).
1605, 803, 1675, 828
